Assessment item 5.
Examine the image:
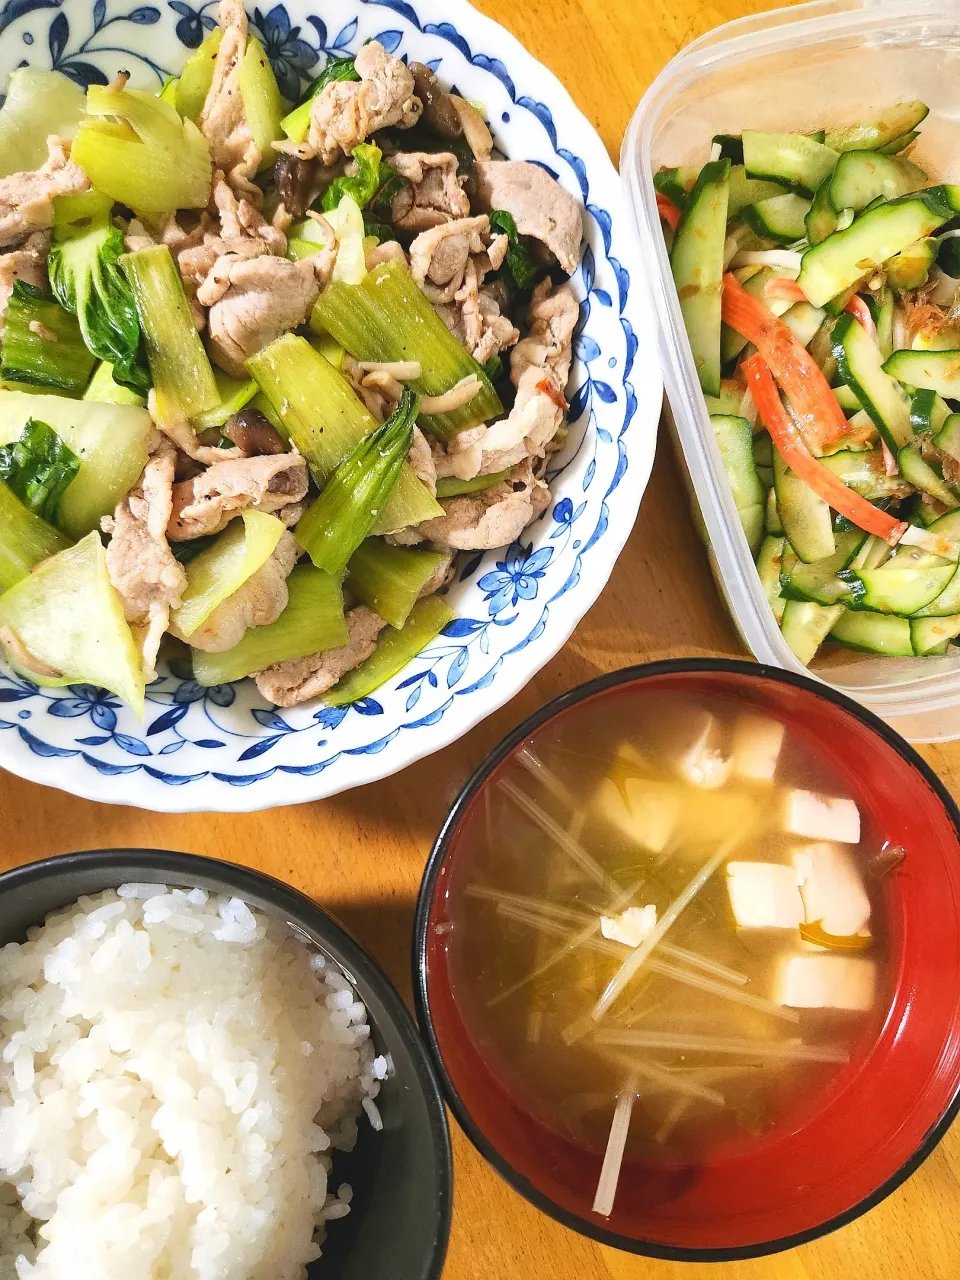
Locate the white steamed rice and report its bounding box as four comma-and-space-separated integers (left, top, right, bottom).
0, 885, 388, 1280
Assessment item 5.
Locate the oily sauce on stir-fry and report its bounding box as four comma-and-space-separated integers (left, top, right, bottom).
446, 690, 892, 1214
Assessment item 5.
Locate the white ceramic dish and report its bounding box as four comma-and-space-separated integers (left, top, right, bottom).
0, 0, 661, 810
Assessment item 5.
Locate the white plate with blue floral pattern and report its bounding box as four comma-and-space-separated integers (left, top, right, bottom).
0, 0, 661, 811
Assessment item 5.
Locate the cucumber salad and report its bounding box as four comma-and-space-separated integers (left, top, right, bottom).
0, 0, 583, 716
658, 102, 960, 665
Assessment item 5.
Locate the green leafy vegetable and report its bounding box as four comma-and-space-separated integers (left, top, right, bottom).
322, 143, 384, 212
0, 419, 79, 522
0, 282, 96, 395
295, 388, 418, 575
49, 191, 148, 394
489, 209, 542, 291
281, 55, 359, 143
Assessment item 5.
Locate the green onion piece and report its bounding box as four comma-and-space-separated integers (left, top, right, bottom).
1, 282, 95, 395
346, 538, 445, 630
73, 84, 211, 213
191, 368, 259, 432
246, 333, 442, 532
121, 245, 220, 427
175, 27, 223, 122
489, 209, 543, 291
172, 509, 286, 638
435, 469, 511, 499
324, 595, 454, 707
0, 390, 153, 539
192, 565, 347, 685
0, 530, 145, 716
311, 259, 502, 439
0, 477, 72, 592
49, 190, 149, 395
280, 55, 359, 143
0, 419, 79, 523
83, 361, 147, 406
295, 389, 418, 575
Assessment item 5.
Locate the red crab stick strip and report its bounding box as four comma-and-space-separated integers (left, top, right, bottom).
844, 294, 877, 343
742, 353, 908, 546
656, 192, 682, 230
723, 272, 848, 450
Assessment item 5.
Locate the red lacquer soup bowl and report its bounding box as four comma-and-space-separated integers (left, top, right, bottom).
413, 659, 960, 1260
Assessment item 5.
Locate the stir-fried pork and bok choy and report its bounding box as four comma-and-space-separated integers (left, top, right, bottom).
658, 106, 960, 665
0, 0, 583, 715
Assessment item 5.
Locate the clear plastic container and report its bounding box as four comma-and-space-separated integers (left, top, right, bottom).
621, 0, 960, 741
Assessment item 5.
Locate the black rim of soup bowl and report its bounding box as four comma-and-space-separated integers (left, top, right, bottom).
412, 657, 960, 1262
0, 848, 453, 1280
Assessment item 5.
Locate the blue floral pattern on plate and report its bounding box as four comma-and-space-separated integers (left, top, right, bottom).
0, 0, 661, 810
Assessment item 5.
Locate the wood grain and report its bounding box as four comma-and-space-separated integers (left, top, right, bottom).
3, 1, 960, 1277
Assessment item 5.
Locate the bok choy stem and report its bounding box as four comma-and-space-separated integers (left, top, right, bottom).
346, 538, 445, 630
192, 565, 347, 685
324, 595, 453, 707
311, 259, 502, 438
121, 245, 220, 427
246, 334, 442, 533
1, 282, 96, 395
0, 478, 72, 592
295, 389, 418, 576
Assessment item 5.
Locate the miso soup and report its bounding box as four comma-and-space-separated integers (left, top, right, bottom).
444, 688, 894, 1216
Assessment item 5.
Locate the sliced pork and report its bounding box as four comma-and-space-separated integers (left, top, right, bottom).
0, 137, 89, 248
474, 160, 583, 274
168, 452, 309, 540
304, 41, 421, 166
176, 531, 299, 652
390, 152, 470, 232
255, 606, 386, 706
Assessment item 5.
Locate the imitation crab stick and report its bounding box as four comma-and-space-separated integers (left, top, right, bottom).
844, 293, 878, 343
723, 273, 849, 450
656, 192, 682, 230
741, 353, 908, 546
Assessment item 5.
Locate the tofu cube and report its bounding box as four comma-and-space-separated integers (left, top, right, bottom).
793, 842, 871, 937
726, 861, 804, 930
730, 713, 785, 782
600, 905, 657, 948
776, 954, 876, 1011
783, 789, 861, 844
675, 713, 731, 790
595, 776, 679, 853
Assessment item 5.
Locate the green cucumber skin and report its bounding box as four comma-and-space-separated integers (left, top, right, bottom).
911, 614, 960, 655
742, 131, 838, 198
772, 448, 835, 564
831, 310, 913, 449
830, 610, 914, 655
780, 600, 844, 665
824, 102, 929, 154
741, 193, 811, 244
671, 158, 731, 398
829, 151, 923, 213
884, 349, 960, 400
934, 413, 960, 464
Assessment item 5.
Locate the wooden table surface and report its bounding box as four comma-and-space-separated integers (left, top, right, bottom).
3, 0, 960, 1277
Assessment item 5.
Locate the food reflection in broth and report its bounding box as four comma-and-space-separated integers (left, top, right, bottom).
446, 691, 895, 1217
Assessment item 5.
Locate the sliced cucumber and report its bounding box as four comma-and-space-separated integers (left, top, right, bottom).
773, 447, 835, 563
911, 614, 960, 655
713, 134, 743, 164
806, 177, 839, 245
703, 380, 742, 415
897, 445, 959, 508
752, 433, 773, 469
779, 529, 866, 605
782, 301, 827, 348
756, 534, 786, 622
654, 166, 699, 208
874, 287, 895, 359
711, 414, 765, 554
742, 193, 811, 244
742, 131, 838, 198
809, 316, 839, 382
934, 413, 960, 464
911, 387, 952, 436
833, 384, 862, 414
886, 238, 936, 291
879, 131, 921, 157
840, 549, 956, 615
825, 102, 929, 154
831, 311, 913, 449
818, 449, 905, 502
884, 349, 960, 399
797, 192, 952, 308
671, 158, 730, 397
830, 610, 913, 655
727, 166, 788, 217
765, 484, 783, 535
780, 600, 844, 664
829, 151, 923, 213
913, 563, 960, 617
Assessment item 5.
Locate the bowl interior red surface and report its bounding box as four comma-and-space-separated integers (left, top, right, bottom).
419, 666, 960, 1255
